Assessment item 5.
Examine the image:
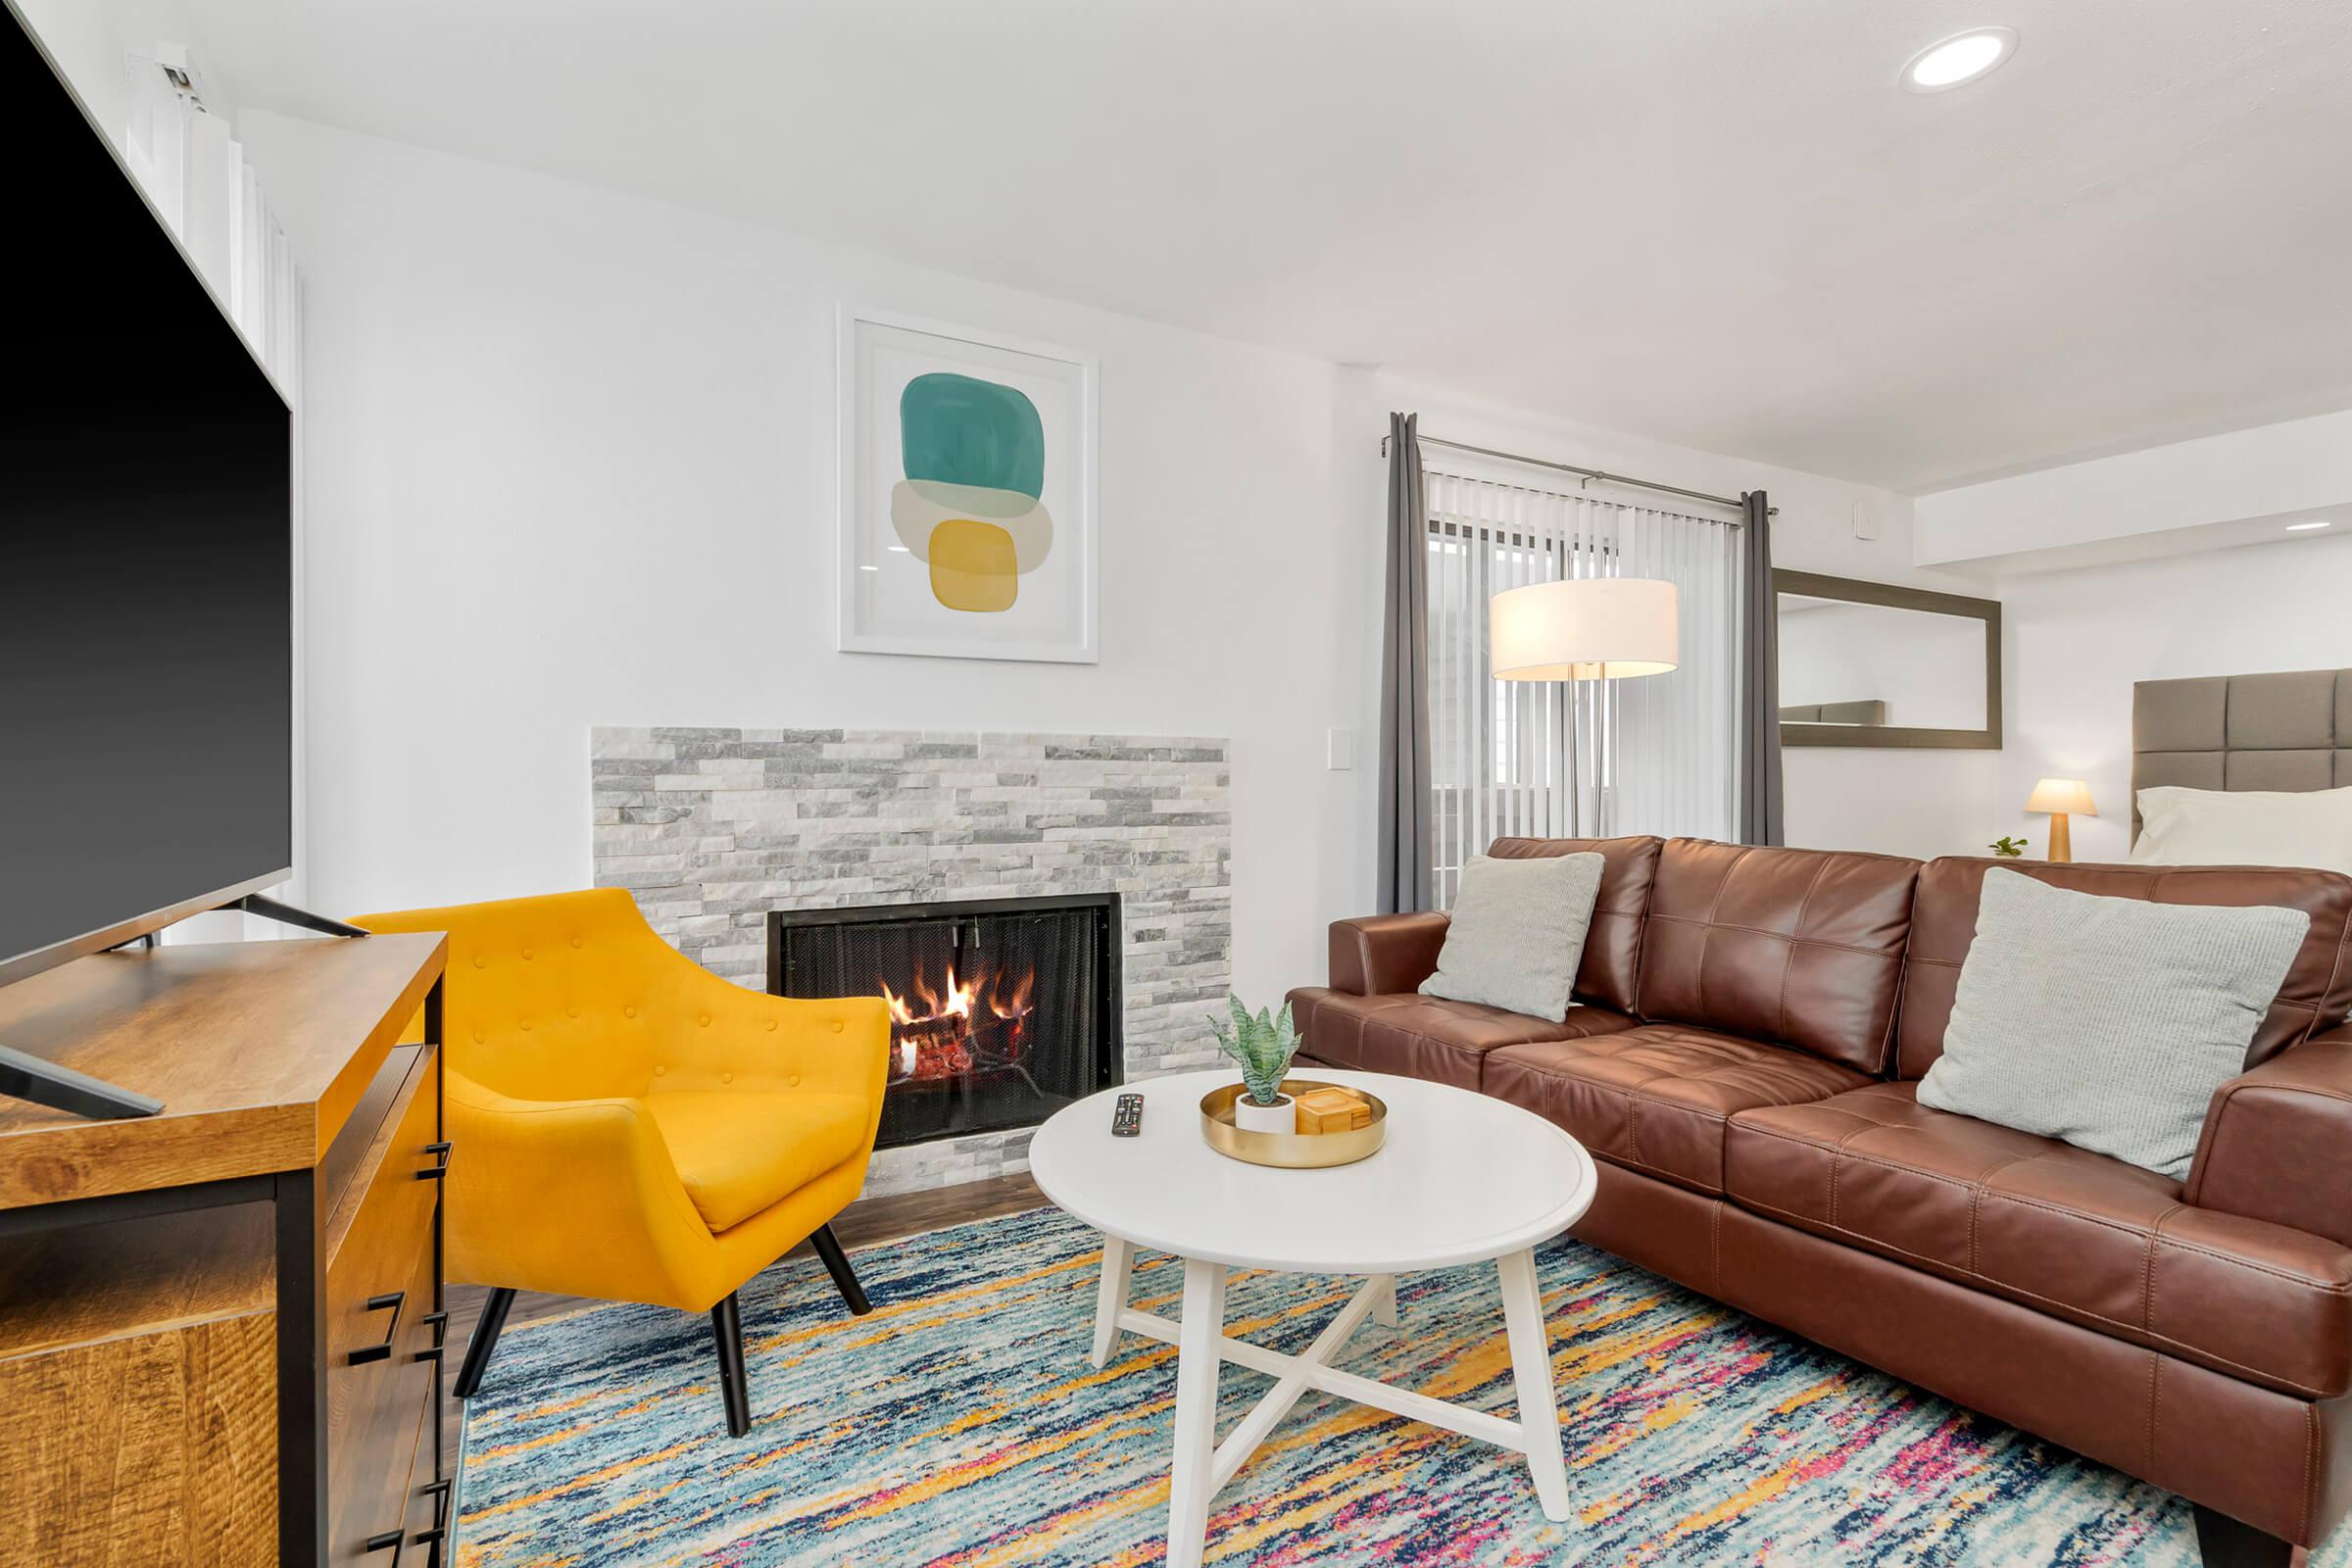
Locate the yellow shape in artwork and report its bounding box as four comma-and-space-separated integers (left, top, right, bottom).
928, 518, 1019, 612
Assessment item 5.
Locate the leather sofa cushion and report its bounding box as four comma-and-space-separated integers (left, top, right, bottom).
1487, 835, 1662, 1013
644, 1091, 871, 1233
1485, 1022, 1870, 1195
1724, 1082, 2352, 1398
1634, 839, 1918, 1074
1285, 988, 1634, 1092
1897, 857, 2352, 1079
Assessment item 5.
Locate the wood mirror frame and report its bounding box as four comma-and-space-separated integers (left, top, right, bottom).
1774, 568, 2002, 751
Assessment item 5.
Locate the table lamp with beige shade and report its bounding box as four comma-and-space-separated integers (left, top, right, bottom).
2027, 776, 2097, 862
1489, 577, 1679, 836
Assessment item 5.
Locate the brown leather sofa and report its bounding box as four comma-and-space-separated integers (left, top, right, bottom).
1289, 835, 2352, 1567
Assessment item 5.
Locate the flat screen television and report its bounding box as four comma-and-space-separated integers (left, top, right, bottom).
0, 5, 294, 994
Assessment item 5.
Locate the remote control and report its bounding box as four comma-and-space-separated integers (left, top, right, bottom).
1111, 1093, 1144, 1137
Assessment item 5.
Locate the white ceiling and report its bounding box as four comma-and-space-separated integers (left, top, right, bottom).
183, 0, 2352, 492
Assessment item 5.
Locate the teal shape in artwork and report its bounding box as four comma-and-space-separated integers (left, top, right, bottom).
900, 373, 1045, 502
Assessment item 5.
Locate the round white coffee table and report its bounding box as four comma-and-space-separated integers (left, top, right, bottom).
1028, 1068, 1597, 1568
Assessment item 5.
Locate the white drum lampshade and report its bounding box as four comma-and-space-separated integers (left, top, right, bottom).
1490, 578, 1679, 681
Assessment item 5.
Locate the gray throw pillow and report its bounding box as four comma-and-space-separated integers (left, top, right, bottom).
1418, 852, 1604, 1022
1915, 868, 2308, 1179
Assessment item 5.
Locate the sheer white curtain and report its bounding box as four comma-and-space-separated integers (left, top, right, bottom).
1425, 468, 1740, 907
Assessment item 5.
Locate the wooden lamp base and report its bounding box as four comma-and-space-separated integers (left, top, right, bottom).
2047, 812, 2073, 863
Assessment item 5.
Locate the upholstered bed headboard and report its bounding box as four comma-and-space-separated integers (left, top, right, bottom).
2131, 667, 2352, 838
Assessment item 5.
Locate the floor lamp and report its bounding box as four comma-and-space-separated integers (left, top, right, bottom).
1490, 578, 1680, 838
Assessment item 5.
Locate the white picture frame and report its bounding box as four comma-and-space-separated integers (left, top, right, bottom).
837, 308, 1099, 663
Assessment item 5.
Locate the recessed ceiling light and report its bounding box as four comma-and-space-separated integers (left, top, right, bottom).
2286, 519, 2333, 532
888, 545, 910, 554
858, 564, 881, 571
1902, 27, 2017, 93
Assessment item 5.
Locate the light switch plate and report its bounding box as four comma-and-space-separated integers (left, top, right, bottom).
1327, 727, 1355, 770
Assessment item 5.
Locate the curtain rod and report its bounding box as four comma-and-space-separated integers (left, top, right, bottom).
1380, 431, 1775, 518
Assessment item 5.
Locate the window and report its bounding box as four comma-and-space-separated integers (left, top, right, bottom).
1424, 468, 1740, 907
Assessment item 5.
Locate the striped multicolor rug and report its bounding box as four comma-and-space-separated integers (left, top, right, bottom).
457, 1206, 2344, 1566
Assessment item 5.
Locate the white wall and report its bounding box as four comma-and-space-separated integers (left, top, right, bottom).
235, 111, 1368, 1004
1996, 532, 2352, 864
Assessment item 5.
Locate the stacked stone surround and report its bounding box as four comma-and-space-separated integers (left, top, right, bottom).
589, 727, 1232, 1197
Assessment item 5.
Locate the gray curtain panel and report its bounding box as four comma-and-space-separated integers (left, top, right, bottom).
1737, 489, 1785, 846
1377, 413, 1435, 912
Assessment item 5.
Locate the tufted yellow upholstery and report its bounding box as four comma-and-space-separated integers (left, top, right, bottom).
354, 888, 889, 1314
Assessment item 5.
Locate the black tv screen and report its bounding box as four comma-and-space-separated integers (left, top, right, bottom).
0, 7, 293, 986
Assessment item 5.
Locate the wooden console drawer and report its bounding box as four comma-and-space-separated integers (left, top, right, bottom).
323, 1048, 444, 1563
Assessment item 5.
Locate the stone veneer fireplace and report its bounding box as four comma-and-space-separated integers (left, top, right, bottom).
590, 728, 1231, 1196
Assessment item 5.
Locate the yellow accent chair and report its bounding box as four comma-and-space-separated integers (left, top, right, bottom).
353, 888, 891, 1437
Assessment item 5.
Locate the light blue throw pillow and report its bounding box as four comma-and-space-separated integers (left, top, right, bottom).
1418, 852, 1604, 1022
1915, 868, 2308, 1179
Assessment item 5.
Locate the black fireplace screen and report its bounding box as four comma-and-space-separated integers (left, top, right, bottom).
766, 895, 1122, 1150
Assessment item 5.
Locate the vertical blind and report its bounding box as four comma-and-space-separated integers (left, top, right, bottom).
1425, 469, 1740, 907
122, 50, 302, 390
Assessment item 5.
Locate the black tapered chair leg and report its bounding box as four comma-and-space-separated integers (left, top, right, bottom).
454, 1287, 516, 1400
2191, 1504, 2295, 1568
710, 1292, 752, 1438
809, 1222, 872, 1316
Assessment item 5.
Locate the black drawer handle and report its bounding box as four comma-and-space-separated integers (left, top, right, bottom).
349, 1290, 405, 1365
416, 1309, 449, 1364
416, 1141, 453, 1181
363, 1526, 404, 1564
416, 1476, 453, 1545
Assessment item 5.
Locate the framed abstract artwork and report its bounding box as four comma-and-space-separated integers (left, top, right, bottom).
837, 309, 1099, 662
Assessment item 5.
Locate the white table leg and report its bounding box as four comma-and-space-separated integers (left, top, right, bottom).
1496, 1247, 1571, 1522
1164, 1257, 1228, 1568
1091, 1233, 1135, 1368
1371, 1272, 1398, 1328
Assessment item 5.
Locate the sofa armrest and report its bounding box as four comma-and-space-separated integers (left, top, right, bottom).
2185, 1025, 2352, 1247
1328, 912, 1449, 995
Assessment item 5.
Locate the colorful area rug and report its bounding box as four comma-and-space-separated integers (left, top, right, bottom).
457, 1206, 2344, 1566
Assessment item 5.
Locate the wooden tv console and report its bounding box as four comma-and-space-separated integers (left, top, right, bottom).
0, 933, 450, 1567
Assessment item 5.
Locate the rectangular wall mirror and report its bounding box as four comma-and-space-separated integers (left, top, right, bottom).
1775, 569, 2002, 750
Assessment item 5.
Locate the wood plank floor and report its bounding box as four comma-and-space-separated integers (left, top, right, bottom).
439, 1172, 1044, 1461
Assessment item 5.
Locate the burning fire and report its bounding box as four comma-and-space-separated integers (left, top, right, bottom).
878, 962, 1036, 1082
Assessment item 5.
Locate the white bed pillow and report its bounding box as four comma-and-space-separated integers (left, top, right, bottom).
2131, 784, 2352, 875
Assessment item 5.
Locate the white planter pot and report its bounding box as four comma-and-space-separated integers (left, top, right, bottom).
1233, 1094, 1295, 1135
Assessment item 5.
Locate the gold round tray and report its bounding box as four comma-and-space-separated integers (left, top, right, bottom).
1199, 1078, 1388, 1169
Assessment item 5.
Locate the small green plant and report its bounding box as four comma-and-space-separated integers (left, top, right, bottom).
1989, 835, 2030, 858
1209, 996, 1300, 1106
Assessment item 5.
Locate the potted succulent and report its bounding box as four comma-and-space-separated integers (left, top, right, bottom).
1210, 996, 1301, 1135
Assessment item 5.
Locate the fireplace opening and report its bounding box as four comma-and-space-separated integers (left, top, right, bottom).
765, 894, 1122, 1150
